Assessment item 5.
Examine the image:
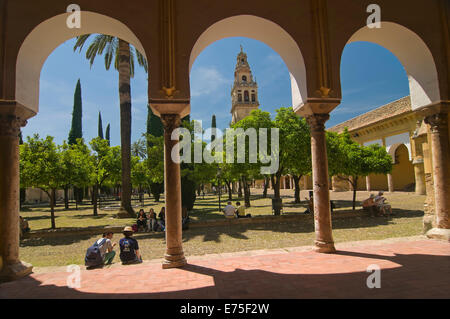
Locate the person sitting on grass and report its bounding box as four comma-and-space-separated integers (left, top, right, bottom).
119, 226, 143, 265
98, 232, 116, 265
235, 202, 251, 218
20, 216, 30, 235
374, 191, 394, 216
223, 201, 236, 219
136, 209, 148, 232
147, 208, 157, 232
158, 207, 166, 231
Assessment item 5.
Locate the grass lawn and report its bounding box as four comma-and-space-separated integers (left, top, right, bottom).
19, 189, 426, 267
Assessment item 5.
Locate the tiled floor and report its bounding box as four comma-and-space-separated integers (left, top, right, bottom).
1, 238, 449, 298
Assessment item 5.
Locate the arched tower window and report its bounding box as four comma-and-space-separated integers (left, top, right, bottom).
244, 91, 249, 102
251, 94, 256, 102
242, 75, 247, 82
238, 93, 242, 102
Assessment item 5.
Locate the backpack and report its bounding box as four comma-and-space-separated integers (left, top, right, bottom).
85, 238, 107, 267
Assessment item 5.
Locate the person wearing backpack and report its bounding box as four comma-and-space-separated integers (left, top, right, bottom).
119, 226, 143, 265
85, 232, 116, 268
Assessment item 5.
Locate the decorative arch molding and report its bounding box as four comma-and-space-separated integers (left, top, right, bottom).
345, 22, 440, 110
15, 11, 147, 114
189, 15, 307, 110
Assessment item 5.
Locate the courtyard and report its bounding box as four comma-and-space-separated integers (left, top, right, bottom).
19, 190, 426, 268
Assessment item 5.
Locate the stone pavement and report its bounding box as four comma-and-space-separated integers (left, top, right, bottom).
0, 237, 449, 298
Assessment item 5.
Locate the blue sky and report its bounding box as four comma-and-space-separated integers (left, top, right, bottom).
22, 37, 410, 146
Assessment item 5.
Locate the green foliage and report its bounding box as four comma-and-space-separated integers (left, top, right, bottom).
326, 128, 392, 209
59, 139, 94, 190
73, 35, 148, 76
68, 79, 83, 145
89, 137, 122, 187
131, 138, 147, 159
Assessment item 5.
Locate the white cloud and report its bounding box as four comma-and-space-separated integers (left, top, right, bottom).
190, 66, 230, 97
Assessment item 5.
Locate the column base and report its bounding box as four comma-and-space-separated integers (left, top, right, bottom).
162, 252, 187, 269
0, 261, 33, 282
426, 228, 450, 242
314, 241, 336, 253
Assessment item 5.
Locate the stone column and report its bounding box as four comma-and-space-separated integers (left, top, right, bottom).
161, 114, 187, 269
366, 176, 371, 192
424, 112, 450, 239
306, 113, 336, 253
412, 158, 426, 195
0, 111, 33, 280
387, 173, 394, 192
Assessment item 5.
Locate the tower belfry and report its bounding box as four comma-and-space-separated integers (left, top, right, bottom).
230, 46, 259, 124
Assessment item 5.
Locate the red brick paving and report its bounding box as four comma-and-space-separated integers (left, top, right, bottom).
0, 238, 449, 298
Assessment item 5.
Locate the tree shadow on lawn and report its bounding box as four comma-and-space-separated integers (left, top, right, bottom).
19, 207, 423, 248
179, 208, 424, 243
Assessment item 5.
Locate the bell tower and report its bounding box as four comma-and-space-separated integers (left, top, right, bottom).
231, 46, 259, 124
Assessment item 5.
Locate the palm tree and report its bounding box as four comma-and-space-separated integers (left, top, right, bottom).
74, 34, 148, 218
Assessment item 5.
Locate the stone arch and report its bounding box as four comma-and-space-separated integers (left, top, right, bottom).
15, 11, 147, 114
189, 15, 307, 110
344, 22, 440, 110
391, 144, 415, 191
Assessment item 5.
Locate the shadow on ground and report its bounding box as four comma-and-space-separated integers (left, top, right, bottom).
1, 250, 448, 299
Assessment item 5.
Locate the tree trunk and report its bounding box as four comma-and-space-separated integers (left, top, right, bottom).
117, 39, 135, 217
50, 189, 56, 229
93, 183, 99, 216
242, 176, 251, 207
262, 176, 269, 198
64, 186, 69, 210
293, 175, 302, 204
225, 181, 232, 200
273, 172, 282, 200
352, 176, 358, 211
238, 180, 243, 198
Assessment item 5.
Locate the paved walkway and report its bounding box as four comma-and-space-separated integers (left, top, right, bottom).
1, 237, 449, 298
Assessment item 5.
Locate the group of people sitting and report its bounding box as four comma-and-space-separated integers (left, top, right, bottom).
136, 206, 190, 232
85, 226, 143, 268
222, 201, 252, 219
136, 207, 166, 232
362, 191, 394, 217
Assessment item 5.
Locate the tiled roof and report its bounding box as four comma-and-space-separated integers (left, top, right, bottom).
328, 96, 412, 133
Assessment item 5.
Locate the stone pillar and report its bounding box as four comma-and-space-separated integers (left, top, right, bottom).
387, 173, 394, 192
412, 158, 426, 195
306, 113, 336, 253
0, 108, 33, 280
161, 114, 187, 269
424, 112, 450, 239
366, 176, 371, 192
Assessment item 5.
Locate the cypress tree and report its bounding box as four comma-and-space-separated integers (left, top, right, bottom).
147, 105, 164, 139
211, 114, 217, 142
68, 79, 83, 145
105, 123, 110, 146
146, 105, 164, 202
98, 111, 104, 139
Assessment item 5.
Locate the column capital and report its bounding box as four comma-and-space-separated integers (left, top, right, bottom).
0, 101, 35, 137
0, 114, 27, 137
424, 113, 448, 134
161, 113, 181, 132
305, 113, 330, 132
